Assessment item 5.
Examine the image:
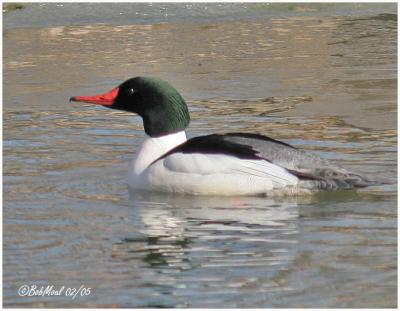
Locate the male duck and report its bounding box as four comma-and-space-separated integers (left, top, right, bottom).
71, 76, 380, 196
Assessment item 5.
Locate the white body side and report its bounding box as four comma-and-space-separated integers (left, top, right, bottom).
128, 131, 300, 196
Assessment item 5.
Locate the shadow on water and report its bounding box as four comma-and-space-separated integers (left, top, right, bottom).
99, 188, 396, 308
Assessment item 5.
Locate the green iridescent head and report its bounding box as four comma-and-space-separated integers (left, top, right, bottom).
71, 76, 190, 137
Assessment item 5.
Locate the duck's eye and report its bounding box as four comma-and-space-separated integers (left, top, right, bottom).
127, 88, 135, 95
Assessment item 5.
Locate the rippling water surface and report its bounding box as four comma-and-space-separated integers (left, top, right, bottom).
3, 3, 397, 308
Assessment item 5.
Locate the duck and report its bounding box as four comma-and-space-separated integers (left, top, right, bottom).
70, 76, 382, 196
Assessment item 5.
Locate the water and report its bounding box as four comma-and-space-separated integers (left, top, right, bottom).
3, 3, 397, 308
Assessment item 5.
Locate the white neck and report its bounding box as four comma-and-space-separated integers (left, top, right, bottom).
131, 131, 187, 176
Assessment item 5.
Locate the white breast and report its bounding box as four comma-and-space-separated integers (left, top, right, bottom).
128, 131, 187, 187
128, 133, 300, 196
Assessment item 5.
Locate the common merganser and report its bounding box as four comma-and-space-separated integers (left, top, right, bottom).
70, 76, 381, 196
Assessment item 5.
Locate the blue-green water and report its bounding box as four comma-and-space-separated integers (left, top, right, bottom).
3, 3, 397, 308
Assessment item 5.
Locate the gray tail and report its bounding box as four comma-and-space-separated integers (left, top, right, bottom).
299, 173, 394, 191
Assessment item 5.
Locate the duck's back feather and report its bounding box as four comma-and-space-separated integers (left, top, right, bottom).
153, 132, 381, 191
